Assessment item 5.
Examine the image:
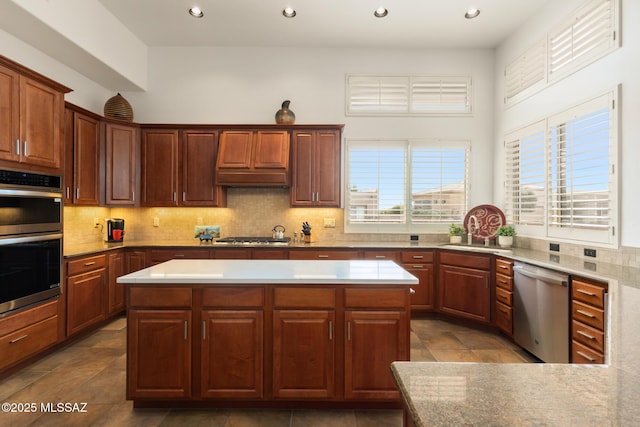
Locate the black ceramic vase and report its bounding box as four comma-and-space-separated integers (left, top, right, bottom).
275, 100, 295, 124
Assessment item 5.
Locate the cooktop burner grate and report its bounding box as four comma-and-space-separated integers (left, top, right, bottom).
214, 237, 291, 246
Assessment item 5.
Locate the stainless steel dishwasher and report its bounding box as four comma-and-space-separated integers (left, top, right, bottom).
513, 262, 569, 363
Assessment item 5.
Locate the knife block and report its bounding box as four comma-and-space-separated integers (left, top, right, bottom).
303, 232, 315, 243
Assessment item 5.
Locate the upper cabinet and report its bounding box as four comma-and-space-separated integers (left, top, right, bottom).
291, 127, 342, 207
216, 130, 290, 186
0, 57, 71, 174
64, 105, 101, 205
141, 128, 226, 207
105, 121, 138, 205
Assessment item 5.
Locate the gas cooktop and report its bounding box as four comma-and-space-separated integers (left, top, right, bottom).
214, 237, 291, 246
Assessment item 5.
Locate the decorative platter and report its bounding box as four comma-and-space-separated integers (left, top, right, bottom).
463, 205, 506, 242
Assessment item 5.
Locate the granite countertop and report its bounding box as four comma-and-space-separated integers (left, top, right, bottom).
117, 259, 419, 285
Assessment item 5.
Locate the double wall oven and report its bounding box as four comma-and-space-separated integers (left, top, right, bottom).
0, 170, 62, 316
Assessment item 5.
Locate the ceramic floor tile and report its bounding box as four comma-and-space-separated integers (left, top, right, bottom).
291, 410, 356, 427
421, 331, 468, 350
160, 409, 229, 427
471, 348, 533, 363
429, 348, 484, 362
354, 410, 403, 427
90, 404, 168, 427
410, 348, 437, 362
0, 369, 48, 401
226, 409, 291, 427
452, 330, 511, 350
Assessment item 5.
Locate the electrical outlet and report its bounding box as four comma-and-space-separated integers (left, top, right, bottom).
410, 235, 419, 241
94, 218, 100, 228
323, 217, 336, 228
153, 217, 160, 227
197, 217, 203, 225
549, 243, 560, 252
584, 248, 597, 258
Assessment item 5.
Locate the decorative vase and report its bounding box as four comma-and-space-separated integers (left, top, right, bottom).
104, 93, 134, 122
449, 236, 462, 244
275, 100, 295, 124
498, 236, 513, 248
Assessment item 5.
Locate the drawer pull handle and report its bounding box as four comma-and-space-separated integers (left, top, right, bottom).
328, 320, 333, 341
347, 321, 351, 341
498, 279, 508, 284
184, 321, 188, 340
318, 255, 329, 258
498, 265, 508, 269
83, 262, 96, 266
202, 321, 206, 341
576, 351, 596, 362
175, 254, 185, 257
10, 334, 28, 344
497, 294, 508, 301
576, 289, 596, 297
577, 330, 596, 340
576, 309, 596, 318
375, 255, 386, 259
412, 255, 424, 259
498, 307, 508, 314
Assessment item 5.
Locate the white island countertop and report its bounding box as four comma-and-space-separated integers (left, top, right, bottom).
117, 259, 419, 285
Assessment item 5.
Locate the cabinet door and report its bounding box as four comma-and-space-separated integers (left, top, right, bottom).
344, 310, 407, 400
438, 265, 491, 323
71, 112, 101, 205
404, 263, 435, 311
20, 76, 63, 169
272, 310, 335, 399
141, 129, 179, 206
107, 251, 125, 315
290, 131, 314, 205
126, 250, 147, 273
0, 64, 20, 163
201, 310, 263, 398
216, 130, 252, 168
66, 269, 106, 336
254, 130, 289, 169
313, 130, 340, 206
127, 309, 191, 399
181, 130, 225, 206
106, 123, 137, 205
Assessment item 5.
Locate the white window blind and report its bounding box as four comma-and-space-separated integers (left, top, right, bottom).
346, 74, 471, 116
504, 39, 546, 104
549, 0, 617, 80
548, 93, 615, 243
505, 121, 546, 227
346, 139, 469, 232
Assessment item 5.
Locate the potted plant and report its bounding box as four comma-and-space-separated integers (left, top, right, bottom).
448, 223, 465, 244
496, 225, 516, 248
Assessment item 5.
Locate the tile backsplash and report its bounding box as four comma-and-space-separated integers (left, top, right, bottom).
63, 188, 639, 268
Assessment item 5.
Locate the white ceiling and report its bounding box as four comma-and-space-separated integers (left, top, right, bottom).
98, 0, 554, 49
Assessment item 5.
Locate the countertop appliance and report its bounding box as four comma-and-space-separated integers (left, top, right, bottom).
214, 236, 291, 246
107, 218, 125, 242
513, 262, 569, 363
0, 169, 62, 316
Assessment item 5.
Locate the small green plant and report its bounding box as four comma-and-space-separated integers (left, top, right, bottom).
496, 225, 516, 236
448, 223, 465, 236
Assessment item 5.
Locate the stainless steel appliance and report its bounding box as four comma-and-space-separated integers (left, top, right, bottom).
106, 218, 125, 242
513, 262, 569, 363
0, 170, 62, 316
214, 237, 291, 246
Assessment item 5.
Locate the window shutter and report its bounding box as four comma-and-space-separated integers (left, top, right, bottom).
346, 76, 409, 114
504, 39, 546, 104
410, 77, 471, 114
549, 0, 616, 79
505, 122, 546, 226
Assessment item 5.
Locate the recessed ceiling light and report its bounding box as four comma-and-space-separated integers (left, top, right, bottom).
282, 7, 296, 18
374, 7, 388, 18
464, 8, 480, 19
188, 7, 204, 18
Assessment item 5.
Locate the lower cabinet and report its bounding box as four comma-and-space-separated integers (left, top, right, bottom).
401, 251, 435, 313
66, 254, 107, 336
107, 251, 125, 315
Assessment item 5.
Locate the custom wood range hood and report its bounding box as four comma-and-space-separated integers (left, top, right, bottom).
215, 129, 290, 186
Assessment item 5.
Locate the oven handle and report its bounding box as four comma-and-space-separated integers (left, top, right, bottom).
0, 188, 63, 198
0, 233, 63, 246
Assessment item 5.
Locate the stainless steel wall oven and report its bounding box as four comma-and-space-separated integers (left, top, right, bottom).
0, 170, 62, 316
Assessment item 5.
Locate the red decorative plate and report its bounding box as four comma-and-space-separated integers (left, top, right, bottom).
464, 205, 506, 242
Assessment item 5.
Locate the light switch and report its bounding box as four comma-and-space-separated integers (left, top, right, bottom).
153, 217, 160, 227
323, 217, 336, 228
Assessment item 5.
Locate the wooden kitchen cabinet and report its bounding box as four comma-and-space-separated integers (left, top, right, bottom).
571, 276, 607, 364
66, 254, 107, 336
149, 248, 212, 265
181, 129, 226, 206
141, 129, 179, 206
288, 249, 359, 260
438, 251, 491, 323
216, 130, 290, 186
401, 251, 435, 313
105, 121, 138, 205
107, 251, 125, 315
494, 257, 514, 336
290, 128, 341, 207
64, 105, 101, 205
126, 250, 147, 273
0, 57, 69, 173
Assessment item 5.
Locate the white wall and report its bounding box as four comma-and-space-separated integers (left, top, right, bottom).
122, 46, 496, 207
493, 0, 640, 248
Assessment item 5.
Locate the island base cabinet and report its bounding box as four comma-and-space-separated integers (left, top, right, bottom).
272, 310, 335, 399
127, 310, 192, 399
201, 310, 263, 399
345, 310, 407, 400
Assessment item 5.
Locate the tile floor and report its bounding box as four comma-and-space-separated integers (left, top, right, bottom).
0, 318, 535, 427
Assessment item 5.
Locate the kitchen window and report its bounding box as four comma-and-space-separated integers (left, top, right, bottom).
505, 90, 618, 246
346, 139, 469, 233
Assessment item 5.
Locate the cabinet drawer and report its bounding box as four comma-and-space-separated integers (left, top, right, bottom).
67, 254, 106, 276
400, 251, 434, 263
362, 251, 400, 261
128, 287, 192, 308
288, 250, 358, 260
344, 288, 408, 309
149, 249, 211, 263
273, 287, 335, 308
572, 301, 604, 330
0, 316, 58, 370
495, 301, 513, 335
572, 279, 606, 309
572, 320, 605, 354
439, 252, 491, 270
495, 273, 513, 292
202, 287, 264, 308
495, 287, 513, 306
572, 340, 604, 364
0, 299, 58, 337
495, 258, 513, 276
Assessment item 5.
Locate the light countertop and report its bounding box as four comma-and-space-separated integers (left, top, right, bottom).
117, 259, 419, 285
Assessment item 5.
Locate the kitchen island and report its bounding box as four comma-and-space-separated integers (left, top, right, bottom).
117, 259, 418, 409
